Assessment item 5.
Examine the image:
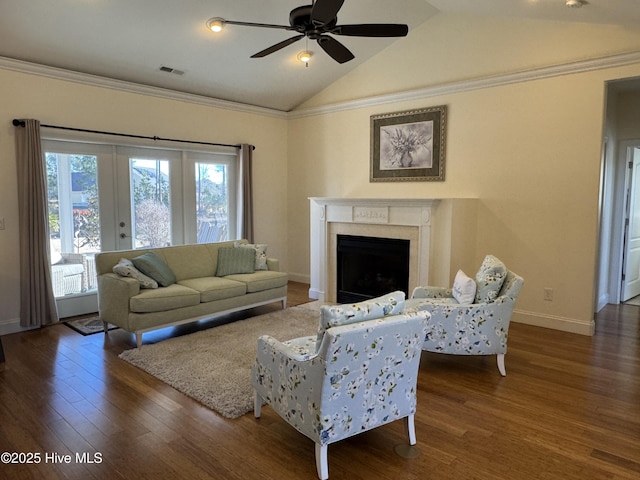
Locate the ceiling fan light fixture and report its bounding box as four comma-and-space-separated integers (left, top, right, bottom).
207, 17, 225, 33
297, 51, 313, 63
565, 0, 583, 8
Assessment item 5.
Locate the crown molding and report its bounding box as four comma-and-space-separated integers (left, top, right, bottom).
0, 56, 287, 119
3, 51, 640, 122
288, 50, 640, 119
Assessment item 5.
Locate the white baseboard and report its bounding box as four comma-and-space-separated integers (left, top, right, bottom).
0, 318, 33, 336
512, 309, 595, 336
287, 272, 310, 284
309, 288, 324, 301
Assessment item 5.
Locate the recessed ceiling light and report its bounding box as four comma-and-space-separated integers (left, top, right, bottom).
207, 17, 225, 33
297, 51, 313, 64
566, 0, 585, 8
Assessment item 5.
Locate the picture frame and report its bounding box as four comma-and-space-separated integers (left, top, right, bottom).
370, 105, 447, 182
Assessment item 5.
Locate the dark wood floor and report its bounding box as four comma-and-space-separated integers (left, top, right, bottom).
0, 283, 638, 480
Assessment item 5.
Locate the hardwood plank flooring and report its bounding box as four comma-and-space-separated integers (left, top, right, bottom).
0, 284, 638, 479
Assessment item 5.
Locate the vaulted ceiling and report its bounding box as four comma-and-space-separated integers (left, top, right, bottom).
1, 0, 639, 112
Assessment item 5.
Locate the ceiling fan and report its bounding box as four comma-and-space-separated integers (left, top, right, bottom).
207, 0, 409, 64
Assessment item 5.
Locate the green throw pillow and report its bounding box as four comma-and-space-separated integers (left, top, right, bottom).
132, 251, 176, 287
216, 247, 255, 277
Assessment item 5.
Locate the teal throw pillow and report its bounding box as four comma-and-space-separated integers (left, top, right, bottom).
132, 251, 176, 287
216, 247, 255, 277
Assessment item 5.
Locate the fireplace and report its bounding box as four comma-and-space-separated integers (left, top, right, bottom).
337, 235, 410, 303
309, 197, 460, 303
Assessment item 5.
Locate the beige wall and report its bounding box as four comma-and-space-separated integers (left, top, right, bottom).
3, 13, 640, 336
288, 14, 640, 334
0, 69, 288, 331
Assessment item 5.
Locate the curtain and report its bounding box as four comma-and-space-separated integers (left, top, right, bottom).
238, 144, 254, 243
15, 119, 59, 327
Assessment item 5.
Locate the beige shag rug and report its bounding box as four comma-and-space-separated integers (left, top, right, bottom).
119, 306, 318, 419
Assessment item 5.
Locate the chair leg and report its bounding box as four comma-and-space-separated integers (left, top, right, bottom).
254, 391, 262, 418
497, 354, 506, 376
315, 443, 328, 480
406, 414, 416, 445
135, 332, 142, 348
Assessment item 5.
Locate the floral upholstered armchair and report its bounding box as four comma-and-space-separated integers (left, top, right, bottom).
407, 255, 524, 376
251, 291, 430, 480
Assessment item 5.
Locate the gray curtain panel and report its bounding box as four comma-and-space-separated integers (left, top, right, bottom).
15, 119, 59, 327
238, 144, 254, 243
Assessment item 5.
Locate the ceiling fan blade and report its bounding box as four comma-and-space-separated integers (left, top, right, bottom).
333, 24, 409, 37
311, 0, 345, 25
317, 35, 354, 64
224, 19, 293, 31
250, 35, 305, 58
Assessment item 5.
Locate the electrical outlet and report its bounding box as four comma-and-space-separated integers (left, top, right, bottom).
543, 287, 554, 301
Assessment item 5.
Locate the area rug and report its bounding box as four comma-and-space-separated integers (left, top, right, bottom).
118, 306, 319, 419
65, 316, 118, 336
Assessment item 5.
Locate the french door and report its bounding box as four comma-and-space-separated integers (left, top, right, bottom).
114, 147, 182, 250
44, 140, 237, 318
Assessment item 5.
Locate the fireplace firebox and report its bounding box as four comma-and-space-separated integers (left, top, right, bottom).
336, 234, 410, 303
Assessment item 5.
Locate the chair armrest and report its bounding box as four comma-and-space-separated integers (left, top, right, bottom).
411, 286, 453, 299
51, 267, 65, 297
252, 334, 322, 441
256, 335, 317, 363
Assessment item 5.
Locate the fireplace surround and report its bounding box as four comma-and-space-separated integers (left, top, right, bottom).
310, 197, 463, 302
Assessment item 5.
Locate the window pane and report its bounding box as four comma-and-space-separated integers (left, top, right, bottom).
46, 152, 100, 297
196, 162, 229, 243
130, 158, 171, 248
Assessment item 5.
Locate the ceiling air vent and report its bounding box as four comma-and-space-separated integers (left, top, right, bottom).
159, 65, 185, 76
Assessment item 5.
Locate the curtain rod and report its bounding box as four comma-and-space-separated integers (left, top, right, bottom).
12, 119, 255, 151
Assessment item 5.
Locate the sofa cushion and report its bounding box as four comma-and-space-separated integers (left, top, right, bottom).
113, 258, 158, 289
452, 269, 476, 304
132, 251, 177, 287
129, 284, 200, 313
224, 270, 288, 293
216, 247, 255, 276
178, 277, 247, 303
474, 255, 508, 303
160, 243, 219, 281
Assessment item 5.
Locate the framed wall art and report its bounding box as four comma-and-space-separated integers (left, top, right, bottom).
370, 105, 447, 182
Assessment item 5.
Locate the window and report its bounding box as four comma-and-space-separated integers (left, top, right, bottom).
43, 136, 238, 316
195, 159, 234, 244
46, 149, 102, 298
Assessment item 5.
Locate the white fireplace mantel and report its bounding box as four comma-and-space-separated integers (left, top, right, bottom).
309, 197, 442, 302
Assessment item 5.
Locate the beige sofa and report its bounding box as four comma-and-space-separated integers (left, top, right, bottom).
95, 240, 288, 346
